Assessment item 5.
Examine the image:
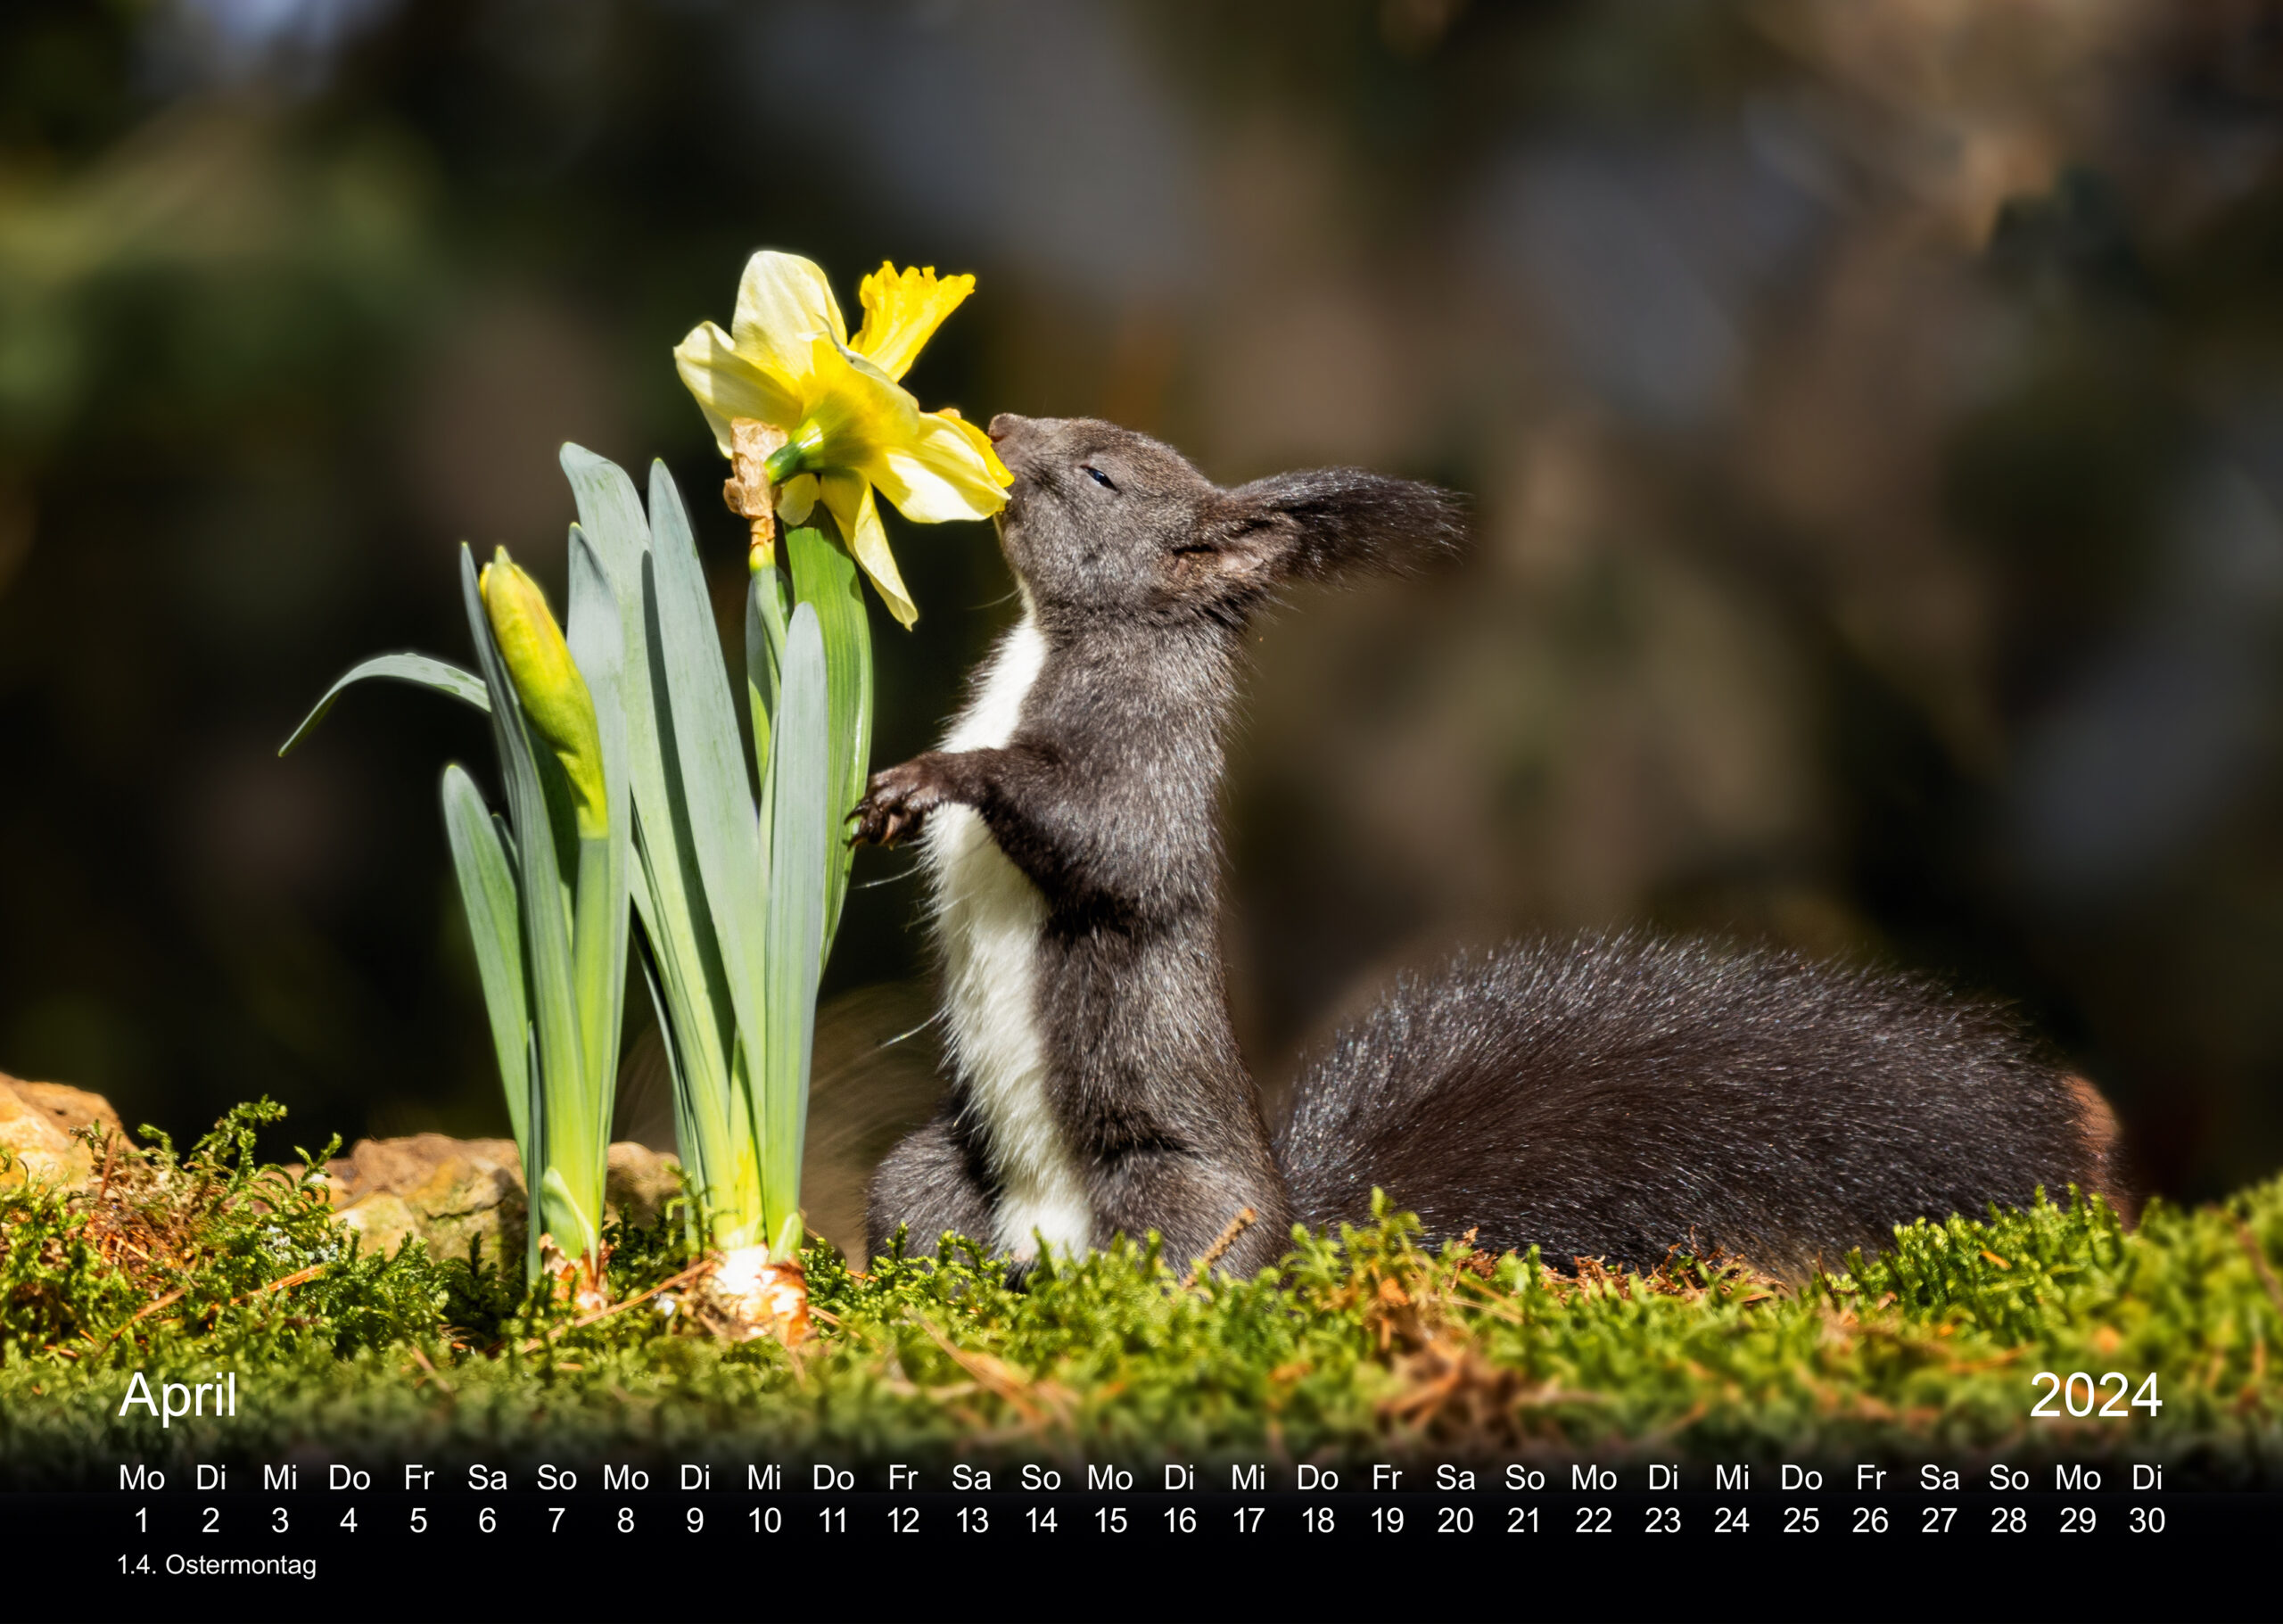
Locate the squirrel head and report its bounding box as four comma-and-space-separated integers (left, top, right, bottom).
987, 414, 1465, 625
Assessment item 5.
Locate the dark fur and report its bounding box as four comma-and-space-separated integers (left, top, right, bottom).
1280, 935, 2124, 1278
859, 416, 2125, 1279
866, 1109, 1001, 1256
859, 416, 1461, 1276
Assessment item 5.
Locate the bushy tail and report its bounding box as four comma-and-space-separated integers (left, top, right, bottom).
1273, 934, 2131, 1279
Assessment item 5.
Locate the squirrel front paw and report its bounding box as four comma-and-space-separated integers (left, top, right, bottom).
851, 754, 956, 848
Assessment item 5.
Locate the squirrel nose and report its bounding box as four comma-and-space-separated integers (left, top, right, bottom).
988, 413, 1026, 443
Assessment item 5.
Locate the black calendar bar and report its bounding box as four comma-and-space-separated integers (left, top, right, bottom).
44, 1486, 2268, 1541
11, 1471, 2270, 1623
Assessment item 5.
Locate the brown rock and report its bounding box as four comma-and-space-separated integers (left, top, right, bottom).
4, 1077, 126, 1139
0, 1081, 89, 1191
606, 1141, 681, 1231
317, 1134, 523, 1209
317, 1134, 526, 1265
336, 1191, 422, 1260
0, 1063, 687, 1263
308, 1134, 682, 1263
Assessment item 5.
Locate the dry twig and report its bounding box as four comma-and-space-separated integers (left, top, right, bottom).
568, 1257, 719, 1331
1188, 1207, 1258, 1284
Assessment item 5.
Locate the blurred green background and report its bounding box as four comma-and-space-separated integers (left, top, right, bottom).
4, 0, 2280, 1201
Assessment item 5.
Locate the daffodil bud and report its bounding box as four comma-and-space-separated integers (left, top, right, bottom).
479, 548, 608, 837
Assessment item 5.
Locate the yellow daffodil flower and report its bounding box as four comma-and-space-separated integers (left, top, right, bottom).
673, 251, 1010, 627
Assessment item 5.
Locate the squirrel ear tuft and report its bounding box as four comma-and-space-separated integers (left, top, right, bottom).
1205, 468, 1466, 591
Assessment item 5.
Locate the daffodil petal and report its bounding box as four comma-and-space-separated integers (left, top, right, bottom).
777, 472, 818, 527
729, 251, 847, 382
938, 408, 1014, 486
851, 263, 976, 383
794, 334, 922, 470
865, 409, 1013, 523
820, 470, 916, 629
673, 320, 800, 455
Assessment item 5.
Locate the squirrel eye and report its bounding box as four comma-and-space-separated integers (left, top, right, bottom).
1083, 465, 1116, 490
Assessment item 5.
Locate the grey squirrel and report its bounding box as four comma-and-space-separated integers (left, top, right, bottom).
852, 414, 2131, 1281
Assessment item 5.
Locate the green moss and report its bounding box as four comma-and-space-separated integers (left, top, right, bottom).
4, 1102, 2279, 1480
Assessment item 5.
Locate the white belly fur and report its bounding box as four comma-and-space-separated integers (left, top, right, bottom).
921, 609, 1092, 1259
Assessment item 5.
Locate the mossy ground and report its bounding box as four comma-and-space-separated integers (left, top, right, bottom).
4, 1102, 2279, 1485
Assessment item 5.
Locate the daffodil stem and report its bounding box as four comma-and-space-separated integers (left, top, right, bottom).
778, 511, 870, 954
733, 502, 871, 1267
746, 562, 788, 779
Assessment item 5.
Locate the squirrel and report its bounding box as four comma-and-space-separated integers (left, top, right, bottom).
851, 414, 2132, 1282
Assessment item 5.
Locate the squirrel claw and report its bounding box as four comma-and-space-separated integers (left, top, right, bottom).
852, 757, 949, 849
